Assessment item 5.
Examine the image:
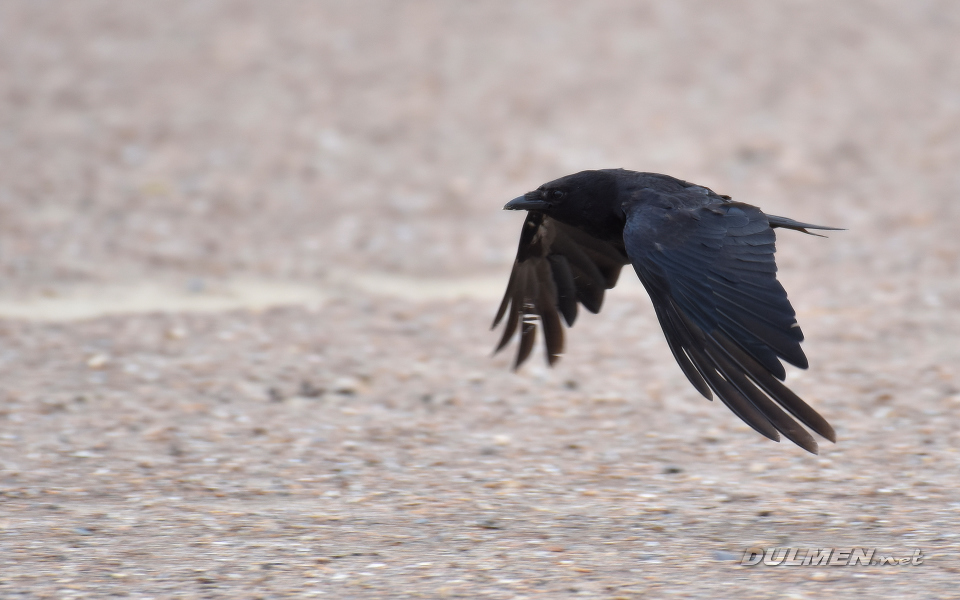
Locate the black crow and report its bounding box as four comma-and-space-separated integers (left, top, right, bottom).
492, 169, 839, 453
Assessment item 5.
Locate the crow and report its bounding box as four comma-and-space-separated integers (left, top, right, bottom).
492, 169, 840, 454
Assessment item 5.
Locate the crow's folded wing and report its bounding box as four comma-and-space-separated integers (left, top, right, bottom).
623, 196, 835, 453
493, 212, 629, 368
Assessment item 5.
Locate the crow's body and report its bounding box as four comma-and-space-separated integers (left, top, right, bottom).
493, 169, 839, 453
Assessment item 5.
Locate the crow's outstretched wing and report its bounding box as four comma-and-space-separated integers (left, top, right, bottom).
493, 212, 629, 368
623, 194, 835, 453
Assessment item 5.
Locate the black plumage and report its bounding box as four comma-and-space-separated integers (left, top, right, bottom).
492, 169, 839, 454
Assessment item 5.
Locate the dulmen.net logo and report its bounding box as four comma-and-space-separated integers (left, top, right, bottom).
740, 548, 924, 566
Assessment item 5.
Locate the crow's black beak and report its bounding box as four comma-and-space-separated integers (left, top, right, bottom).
503, 194, 550, 211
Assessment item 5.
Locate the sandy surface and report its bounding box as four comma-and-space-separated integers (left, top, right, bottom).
2, 1, 960, 597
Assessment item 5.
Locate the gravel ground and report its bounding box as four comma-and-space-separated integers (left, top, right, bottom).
2, 1, 960, 598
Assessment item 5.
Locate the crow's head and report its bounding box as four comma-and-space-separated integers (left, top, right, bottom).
504, 169, 624, 239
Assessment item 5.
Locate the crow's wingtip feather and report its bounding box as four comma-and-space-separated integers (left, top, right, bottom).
822, 425, 837, 444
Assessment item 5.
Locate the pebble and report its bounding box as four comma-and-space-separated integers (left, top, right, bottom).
86, 354, 109, 369
332, 377, 360, 395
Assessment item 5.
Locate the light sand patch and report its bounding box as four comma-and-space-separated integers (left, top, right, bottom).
0, 272, 651, 322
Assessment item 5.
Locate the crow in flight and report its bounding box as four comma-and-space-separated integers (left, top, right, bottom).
492, 169, 839, 454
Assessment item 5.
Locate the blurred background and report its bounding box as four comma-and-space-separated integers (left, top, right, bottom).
2, 0, 958, 305
2, 1, 960, 596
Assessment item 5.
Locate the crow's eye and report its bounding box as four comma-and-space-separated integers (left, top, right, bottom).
551, 190, 564, 199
